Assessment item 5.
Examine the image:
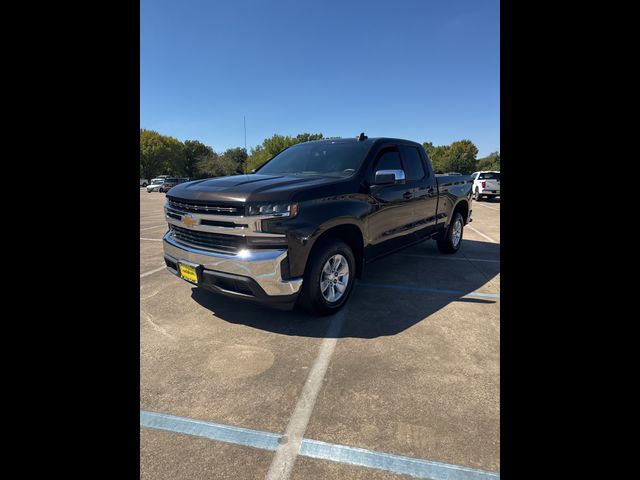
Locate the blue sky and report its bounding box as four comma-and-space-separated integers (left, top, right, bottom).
141, 0, 499, 157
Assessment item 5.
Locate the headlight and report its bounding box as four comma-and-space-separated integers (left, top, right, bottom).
247, 203, 298, 217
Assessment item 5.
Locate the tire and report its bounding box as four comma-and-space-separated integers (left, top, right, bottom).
297, 238, 356, 315
473, 189, 479, 201
437, 212, 464, 254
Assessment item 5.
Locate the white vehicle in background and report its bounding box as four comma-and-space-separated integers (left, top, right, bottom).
140, 178, 150, 187
146, 178, 166, 193
470, 171, 500, 201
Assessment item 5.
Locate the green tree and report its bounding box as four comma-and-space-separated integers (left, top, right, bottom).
196, 150, 242, 178
220, 147, 248, 174
245, 145, 271, 173
422, 142, 451, 173
140, 129, 186, 179
195, 150, 220, 178
422, 139, 479, 174
140, 129, 166, 180
294, 133, 324, 144
446, 140, 478, 174
245, 133, 323, 172
161, 135, 187, 176
477, 151, 500, 171
184, 140, 213, 178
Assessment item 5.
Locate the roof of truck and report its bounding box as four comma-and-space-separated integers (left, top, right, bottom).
302, 137, 422, 147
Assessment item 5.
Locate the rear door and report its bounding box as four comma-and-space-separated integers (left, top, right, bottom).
399, 145, 438, 236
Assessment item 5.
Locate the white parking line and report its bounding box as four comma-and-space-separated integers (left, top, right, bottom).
466, 225, 498, 244
140, 224, 166, 231
473, 202, 499, 211
140, 237, 162, 242
265, 305, 350, 480
140, 265, 166, 278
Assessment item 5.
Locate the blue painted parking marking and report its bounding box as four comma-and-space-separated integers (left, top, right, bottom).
300, 438, 500, 480
140, 411, 281, 451
141, 410, 500, 479
358, 282, 500, 299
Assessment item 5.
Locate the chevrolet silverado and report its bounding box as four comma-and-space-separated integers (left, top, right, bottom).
162, 134, 473, 315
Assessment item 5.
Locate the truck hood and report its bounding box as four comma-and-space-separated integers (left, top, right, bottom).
166, 174, 348, 204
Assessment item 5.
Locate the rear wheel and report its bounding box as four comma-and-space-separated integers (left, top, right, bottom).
437, 212, 464, 254
297, 238, 356, 315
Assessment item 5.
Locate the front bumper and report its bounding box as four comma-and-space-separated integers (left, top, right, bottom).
162, 233, 303, 309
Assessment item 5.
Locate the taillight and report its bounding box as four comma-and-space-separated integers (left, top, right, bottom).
482, 181, 486, 188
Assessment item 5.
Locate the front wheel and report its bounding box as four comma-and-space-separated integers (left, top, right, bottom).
297, 238, 356, 315
437, 212, 464, 254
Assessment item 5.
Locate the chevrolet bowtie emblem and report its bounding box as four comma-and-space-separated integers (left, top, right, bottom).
181, 214, 199, 227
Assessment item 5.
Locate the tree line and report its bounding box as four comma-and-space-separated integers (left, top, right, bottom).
140, 128, 499, 180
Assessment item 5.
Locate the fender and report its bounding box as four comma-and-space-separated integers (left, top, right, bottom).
263, 195, 372, 278
448, 198, 471, 227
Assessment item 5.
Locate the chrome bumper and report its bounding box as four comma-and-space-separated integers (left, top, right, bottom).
162, 233, 303, 297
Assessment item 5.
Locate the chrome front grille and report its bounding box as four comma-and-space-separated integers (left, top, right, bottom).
169, 225, 247, 254
167, 198, 244, 215
164, 197, 287, 244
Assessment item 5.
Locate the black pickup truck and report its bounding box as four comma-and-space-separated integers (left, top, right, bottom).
162, 134, 472, 314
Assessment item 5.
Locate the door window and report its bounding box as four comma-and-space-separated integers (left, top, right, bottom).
374, 150, 402, 171
399, 146, 426, 180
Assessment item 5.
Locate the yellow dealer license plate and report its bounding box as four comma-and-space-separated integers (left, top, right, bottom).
178, 263, 198, 284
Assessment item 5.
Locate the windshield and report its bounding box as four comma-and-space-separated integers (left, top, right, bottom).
257, 142, 371, 177
478, 172, 500, 180
151, 179, 164, 184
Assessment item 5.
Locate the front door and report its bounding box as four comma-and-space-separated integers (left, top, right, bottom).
367, 147, 416, 257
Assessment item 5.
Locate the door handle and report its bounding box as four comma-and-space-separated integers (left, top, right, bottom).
403, 191, 413, 199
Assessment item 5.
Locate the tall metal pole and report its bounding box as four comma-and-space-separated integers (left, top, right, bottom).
244, 116, 247, 151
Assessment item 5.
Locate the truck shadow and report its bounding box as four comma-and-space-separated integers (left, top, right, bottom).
190, 239, 499, 339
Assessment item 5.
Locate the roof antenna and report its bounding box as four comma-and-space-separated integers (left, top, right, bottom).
356, 132, 368, 141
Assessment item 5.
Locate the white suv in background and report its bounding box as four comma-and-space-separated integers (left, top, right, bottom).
470, 171, 500, 201
146, 178, 166, 192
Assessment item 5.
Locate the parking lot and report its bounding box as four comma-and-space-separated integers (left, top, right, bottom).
140, 189, 500, 480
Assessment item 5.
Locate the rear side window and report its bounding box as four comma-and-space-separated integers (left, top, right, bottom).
399, 146, 426, 180
374, 150, 402, 171
478, 172, 500, 180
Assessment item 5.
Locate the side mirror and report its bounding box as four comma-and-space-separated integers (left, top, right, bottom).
374, 169, 406, 185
